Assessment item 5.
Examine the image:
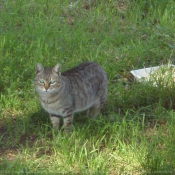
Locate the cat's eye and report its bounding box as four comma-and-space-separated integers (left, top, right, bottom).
50, 80, 55, 84
39, 79, 44, 84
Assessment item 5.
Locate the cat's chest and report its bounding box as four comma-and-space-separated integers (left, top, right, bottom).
39, 95, 65, 116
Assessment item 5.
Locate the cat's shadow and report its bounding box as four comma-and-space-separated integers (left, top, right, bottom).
30, 109, 109, 134
30, 109, 90, 130
30, 108, 50, 126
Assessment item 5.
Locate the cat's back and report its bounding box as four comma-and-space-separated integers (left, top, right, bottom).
62, 62, 107, 80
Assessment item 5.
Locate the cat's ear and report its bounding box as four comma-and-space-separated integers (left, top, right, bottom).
53, 63, 61, 76
35, 63, 43, 75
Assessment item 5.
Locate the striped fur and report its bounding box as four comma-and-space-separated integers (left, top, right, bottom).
34, 62, 108, 133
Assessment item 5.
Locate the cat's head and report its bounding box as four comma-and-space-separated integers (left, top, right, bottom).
34, 63, 61, 93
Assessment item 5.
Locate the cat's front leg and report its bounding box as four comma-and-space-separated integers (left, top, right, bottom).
50, 114, 60, 132
63, 114, 74, 134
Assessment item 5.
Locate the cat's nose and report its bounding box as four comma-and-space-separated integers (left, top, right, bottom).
44, 84, 50, 91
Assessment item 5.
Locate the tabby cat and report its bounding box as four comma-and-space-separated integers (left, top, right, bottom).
34, 62, 108, 133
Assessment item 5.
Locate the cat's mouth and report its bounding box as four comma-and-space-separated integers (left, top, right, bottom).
43, 88, 55, 93
40, 88, 50, 92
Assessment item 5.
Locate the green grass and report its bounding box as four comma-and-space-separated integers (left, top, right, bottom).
1, 0, 175, 174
